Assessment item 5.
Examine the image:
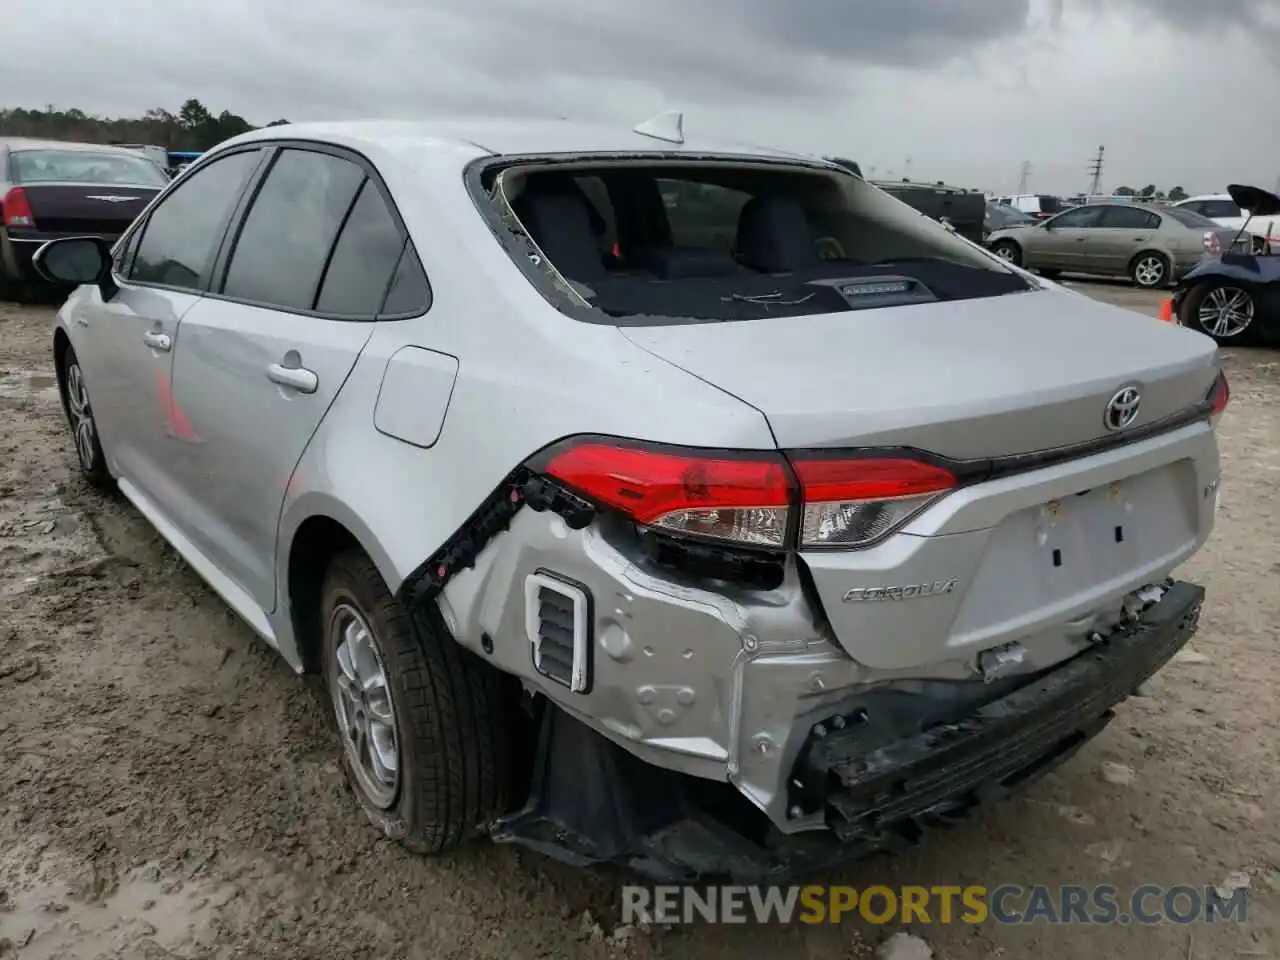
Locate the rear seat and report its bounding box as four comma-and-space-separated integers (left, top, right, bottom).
627, 246, 746, 280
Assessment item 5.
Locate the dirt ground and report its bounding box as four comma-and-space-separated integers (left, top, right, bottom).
1, 284, 1277, 960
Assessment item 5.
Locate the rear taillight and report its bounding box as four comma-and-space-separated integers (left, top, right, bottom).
1, 187, 34, 228
543, 442, 791, 547
1203, 231, 1222, 255
540, 441, 956, 550
1208, 371, 1230, 421
791, 457, 956, 548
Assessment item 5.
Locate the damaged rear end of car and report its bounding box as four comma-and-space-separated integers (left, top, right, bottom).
395, 146, 1227, 882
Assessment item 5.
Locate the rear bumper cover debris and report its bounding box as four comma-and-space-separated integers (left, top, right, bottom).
491, 579, 1204, 882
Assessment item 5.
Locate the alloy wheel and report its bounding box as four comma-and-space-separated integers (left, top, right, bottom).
1198, 286, 1255, 339
1133, 256, 1166, 287
65, 363, 98, 472
329, 602, 401, 809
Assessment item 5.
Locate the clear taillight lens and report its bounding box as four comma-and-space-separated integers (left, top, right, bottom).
790, 457, 957, 548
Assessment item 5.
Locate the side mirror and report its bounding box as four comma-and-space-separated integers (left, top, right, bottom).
32, 237, 117, 299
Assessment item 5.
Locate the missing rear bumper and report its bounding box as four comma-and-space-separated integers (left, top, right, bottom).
491, 579, 1204, 882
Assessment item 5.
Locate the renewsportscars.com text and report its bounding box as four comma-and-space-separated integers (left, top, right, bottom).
622, 884, 1248, 926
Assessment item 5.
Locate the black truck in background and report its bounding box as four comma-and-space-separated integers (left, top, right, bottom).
826, 157, 987, 247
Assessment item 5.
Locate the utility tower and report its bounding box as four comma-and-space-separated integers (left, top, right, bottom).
1017, 160, 1031, 194
1087, 146, 1105, 197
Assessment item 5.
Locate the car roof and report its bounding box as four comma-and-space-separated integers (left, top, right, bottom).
217, 118, 825, 165
0, 137, 153, 156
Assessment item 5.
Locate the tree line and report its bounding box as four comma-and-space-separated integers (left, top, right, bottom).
0, 99, 289, 151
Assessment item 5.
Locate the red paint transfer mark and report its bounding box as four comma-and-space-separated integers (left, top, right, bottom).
154, 369, 200, 441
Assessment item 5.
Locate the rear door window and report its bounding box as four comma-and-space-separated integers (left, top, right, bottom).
220, 148, 365, 312
128, 149, 261, 291
380, 242, 432, 316
1047, 206, 1105, 228
1099, 206, 1159, 229
313, 180, 407, 317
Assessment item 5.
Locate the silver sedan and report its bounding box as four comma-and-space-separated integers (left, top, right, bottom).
986, 201, 1243, 289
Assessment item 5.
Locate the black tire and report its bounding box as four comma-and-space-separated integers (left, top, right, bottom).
1177, 280, 1260, 346
57, 344, 113, 488
990, 239, 1022, 266
319, 548, 513, 853
1038, 268, 1062, 280
0, 265, 17, 303
1129, 251, 1171, 289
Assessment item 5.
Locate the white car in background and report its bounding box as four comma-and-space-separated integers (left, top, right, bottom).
1174, 194, 1278, 252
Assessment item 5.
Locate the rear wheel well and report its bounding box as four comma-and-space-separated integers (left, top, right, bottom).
53, 329, 72, 413
288, 516, 362, 674
288, 515, 539, 811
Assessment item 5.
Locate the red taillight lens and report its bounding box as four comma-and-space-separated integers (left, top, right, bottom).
1209, 371, 1230, 419
541, 441, 957, 550
543, 442, 792, 547
791, 457, 956, 548
2, 187, 34, 228
1203, 231, 1221, 255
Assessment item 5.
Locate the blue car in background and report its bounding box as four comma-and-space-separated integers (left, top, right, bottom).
167, 150, 203, 175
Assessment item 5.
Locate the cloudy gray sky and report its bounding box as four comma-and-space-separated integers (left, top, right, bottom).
3, 0, 1277, 195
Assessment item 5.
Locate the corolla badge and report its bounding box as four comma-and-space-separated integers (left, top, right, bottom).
1103, 384, 1142, 431
842, 578, 960, 602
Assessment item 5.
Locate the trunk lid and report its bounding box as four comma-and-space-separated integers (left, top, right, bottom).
19, 184, 158, 236
619, 287, 1219, 460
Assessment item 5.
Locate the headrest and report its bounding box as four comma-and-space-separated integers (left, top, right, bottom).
512, 180, 606, 283
735, 194, 819, 272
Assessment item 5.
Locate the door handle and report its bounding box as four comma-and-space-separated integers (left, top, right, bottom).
267, 363, 318, 394
142, 331, 171, 351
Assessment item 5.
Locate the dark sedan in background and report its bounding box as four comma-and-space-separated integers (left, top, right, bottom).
1, 138, 168, 300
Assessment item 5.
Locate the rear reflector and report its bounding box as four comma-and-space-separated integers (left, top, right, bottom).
1, 187, 34, 228
541, 440, 956, 550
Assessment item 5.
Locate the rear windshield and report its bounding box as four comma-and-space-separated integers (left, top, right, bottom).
1163, 206, 1220, 229
10, 149, 169, 187
478, 159, 1032, 325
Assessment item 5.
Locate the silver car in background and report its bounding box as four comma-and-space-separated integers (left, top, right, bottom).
32, 118, 1228, 882
986, 200, 1243, 288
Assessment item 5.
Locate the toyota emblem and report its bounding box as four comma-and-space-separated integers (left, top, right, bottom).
1103, 385, 1142, 431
